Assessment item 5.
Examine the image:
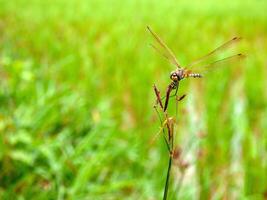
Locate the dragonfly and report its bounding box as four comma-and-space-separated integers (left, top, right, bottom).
147, 26, 245, 111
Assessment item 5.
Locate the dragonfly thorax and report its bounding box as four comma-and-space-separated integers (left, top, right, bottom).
170, 69, 184, 82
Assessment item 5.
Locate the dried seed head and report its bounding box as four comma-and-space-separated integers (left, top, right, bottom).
179, 160, 190, 170
197, 131, 207, 138
197, 148, 207, 160
177, 94, 186, 101
171, 147, 182, 160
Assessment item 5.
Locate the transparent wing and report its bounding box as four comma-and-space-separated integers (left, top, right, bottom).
185, 53, 245, 74
186, 37, 242, 68
147, 26, 181, 68
149, 43, 173, 64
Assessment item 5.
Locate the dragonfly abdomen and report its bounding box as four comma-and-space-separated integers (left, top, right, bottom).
188, 73, 202, 78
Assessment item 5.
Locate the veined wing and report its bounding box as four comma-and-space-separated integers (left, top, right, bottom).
186, 37, 242, 68
147, 26, 181, 68
185, 53, 245, 74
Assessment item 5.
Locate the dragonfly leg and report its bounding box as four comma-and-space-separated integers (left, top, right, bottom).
160, 89, 177, 102
161, 83, 178, 99
172, 86, 178, 97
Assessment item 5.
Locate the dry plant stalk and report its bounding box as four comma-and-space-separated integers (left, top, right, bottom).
153, 83, 185, 200
149, 25, 243, 200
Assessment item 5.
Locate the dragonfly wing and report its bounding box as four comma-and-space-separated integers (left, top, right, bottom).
186, 53, 245, 74
187, 37, 242, 68
149, 43, 180, 67
147, 26, 181, 68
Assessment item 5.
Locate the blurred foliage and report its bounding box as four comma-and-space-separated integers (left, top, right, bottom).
0, 0, 267, 199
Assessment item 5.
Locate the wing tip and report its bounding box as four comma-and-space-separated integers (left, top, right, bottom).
238, 53, 246, 58
233, 36, 242, 41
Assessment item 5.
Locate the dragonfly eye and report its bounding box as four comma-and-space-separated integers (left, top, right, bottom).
170, 72, 178, 81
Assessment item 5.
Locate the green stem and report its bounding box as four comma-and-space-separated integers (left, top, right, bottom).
163, 155, 172, 200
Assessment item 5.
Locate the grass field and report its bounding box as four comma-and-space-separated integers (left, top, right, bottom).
0, 0, 267, 199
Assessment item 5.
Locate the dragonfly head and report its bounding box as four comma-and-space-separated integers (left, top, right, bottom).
170, 69, 184, 82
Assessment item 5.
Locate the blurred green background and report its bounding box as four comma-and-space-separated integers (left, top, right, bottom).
0, 0, 267, 199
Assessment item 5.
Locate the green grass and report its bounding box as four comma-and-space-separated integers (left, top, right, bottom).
0, 0, 267, 199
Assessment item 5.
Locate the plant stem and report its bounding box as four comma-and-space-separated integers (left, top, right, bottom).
163, 155, 172, 200
153, 83, 181, 200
